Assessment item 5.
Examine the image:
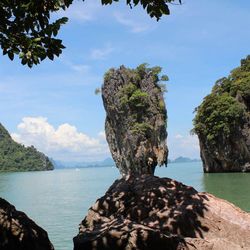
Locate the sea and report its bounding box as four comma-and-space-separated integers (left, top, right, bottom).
0, 162, 249, 250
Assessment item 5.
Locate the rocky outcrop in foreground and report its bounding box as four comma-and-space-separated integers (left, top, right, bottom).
102, 65, 168, 175
0, 198, 54, 250
74, 175, 250, 250
74, 62, 250, 249
193, 56, 250, 172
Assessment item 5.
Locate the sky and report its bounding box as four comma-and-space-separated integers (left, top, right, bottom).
1, 0, 250, 162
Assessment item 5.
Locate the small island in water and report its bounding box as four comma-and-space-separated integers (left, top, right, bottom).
1, 62, 250, 250
73, 64, 250, 250
0, 123, 53, 172
193, 55, 250, 172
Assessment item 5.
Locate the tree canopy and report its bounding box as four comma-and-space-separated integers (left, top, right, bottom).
192, 56, 250, 145
0, 0, 181, 67
0, 123, 54, 172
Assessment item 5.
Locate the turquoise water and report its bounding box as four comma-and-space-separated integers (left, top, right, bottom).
0, 162, 249, 250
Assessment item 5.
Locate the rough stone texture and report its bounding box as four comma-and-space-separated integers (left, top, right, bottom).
0, 197, 54, 250
199, 90, 250, 172
199, 127, 250, 173
102, 65, 168, 175
194, 56, 250, 172
74, 175, 250, 250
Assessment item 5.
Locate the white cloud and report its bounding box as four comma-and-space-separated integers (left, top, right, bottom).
98, 131, 106, 141
168, 133, 200, 160
114, 12, 151, 33
11, 117, 110, 162
175, 134, 183, 139
58, 57, 91, 73
90, 44, 115, 60
57, 1, 101, 22
70, 64, 90, 73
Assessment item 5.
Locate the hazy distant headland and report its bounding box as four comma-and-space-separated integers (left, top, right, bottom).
0, 119, 200, 172
53, 157, 115, 169
53, 156, 201, 169
168, 156, 201, 164
74, 64, 250, 250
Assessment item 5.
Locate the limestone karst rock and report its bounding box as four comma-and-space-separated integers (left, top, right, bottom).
74, 62, 250, 250
73, 176, 250, 250
0, 197, 54, 250
102, 64, 168, 175
193, 56, 250, 172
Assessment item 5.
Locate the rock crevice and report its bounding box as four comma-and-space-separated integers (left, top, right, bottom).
74, 176, 250, 250
193, 56, 250, 172
74, 62, 250, 250
102, 65, 168, 176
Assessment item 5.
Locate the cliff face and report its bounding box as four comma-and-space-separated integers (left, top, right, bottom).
102, 64, 168, 176
193, 56, 250, 172
0, 198, 54, 250
74, 62, 250, 250
0, 123, 54, 171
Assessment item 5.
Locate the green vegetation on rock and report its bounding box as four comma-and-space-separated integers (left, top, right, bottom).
118, 83, 149, 108
131, 122, 153, 136
105, 63, 168, 137
0, 123, 54, 172
102, 64, 168, 174
193, 55, 250, 146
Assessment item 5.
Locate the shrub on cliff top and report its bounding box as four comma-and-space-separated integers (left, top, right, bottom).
193, 93, 245, 144
193, 55, 250, 145
104, 63, 168, 138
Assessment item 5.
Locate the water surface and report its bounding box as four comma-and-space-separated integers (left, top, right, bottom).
0, 162, 249, 250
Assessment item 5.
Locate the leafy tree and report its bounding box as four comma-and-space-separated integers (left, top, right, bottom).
193, 93, 245, 144
0, 123, 54, 172
193, 55, 250, 145
1, 0, 181, 67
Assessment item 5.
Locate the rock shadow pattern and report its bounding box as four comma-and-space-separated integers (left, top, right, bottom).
74, 175, 250, 250
193, 55, 250, 172
0, 198, 54, 250
102, 64, 168, 176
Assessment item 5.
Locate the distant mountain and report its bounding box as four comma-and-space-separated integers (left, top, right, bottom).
54, 156, 201, 169
0, 123, 54, 172
170, 157, 201, 164
53, 157, 115, 169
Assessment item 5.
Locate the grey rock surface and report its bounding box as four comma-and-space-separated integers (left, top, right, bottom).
102, 65, 168, 175
194, 56, 250, 172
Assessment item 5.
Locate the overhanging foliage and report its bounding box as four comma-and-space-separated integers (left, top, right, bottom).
0, 0, 181, 67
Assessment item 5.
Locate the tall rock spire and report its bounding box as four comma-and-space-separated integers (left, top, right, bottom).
102, 64, 168, 176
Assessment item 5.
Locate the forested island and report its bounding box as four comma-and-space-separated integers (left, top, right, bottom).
73, 64, 250, 250
0, 123, 53, 172
193, 55, 250, 173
